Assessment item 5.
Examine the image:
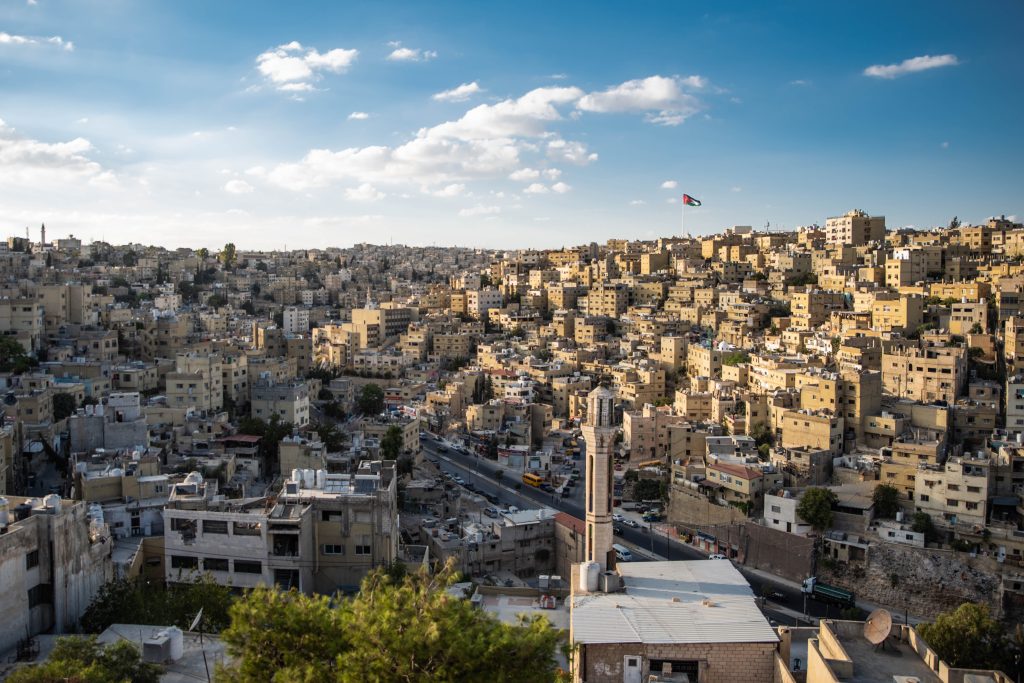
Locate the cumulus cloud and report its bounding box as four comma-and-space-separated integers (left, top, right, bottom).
224, 179, 253, 194
509, 168, 540, 181
864, 54, 958, 79
661, 180, 677, 189
629, 199, 646, 206
432, 82, 482, 102
256, 41, 358, 92
551, 181, 571, 194
0, 118, 112, 186
459, 204, 500, 217
524, 183, 548, 194
348, 111, 369, 120
344, 183, 385, 201
0, 31, 73, 51
547, 138, 597, 165
387, 43, 438, 62
426, 183, 466, 198
577, 75, 705, 125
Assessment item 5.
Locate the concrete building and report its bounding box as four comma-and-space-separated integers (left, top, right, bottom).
67, 393, 149, 453
570, 561, 778, 683
825, 209, 885, 246
282, 306, 310, 335
250, 378, 310, 427
0, 495, 113, 656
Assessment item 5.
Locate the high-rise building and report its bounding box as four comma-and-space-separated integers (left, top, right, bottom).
582, 384, 617, 571
825, 209, 886, 245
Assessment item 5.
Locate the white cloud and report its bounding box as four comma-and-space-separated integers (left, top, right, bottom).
509, 168, 540, 181
629, 199, 646, 206
543, 168, 562, 180
524, 183, 548, 194
864, 54, 958, 79
940, 141, 950, 149
224, 179, 253, 194
551, 182, 571, 194
0, 31, 73, 51
256, 42, 358, 93
459, 204, 501, 217
387, 45, 438, 62
348, 111, 369, 120
0, 118, 112, 186
577, 75, 704, 125
731, 186, 742, 192
344, 183, 385, 201
660, 180, 677, 189
547, 138, 597, 165
426, 183, 466, 198
789, 79, 811, 86
549, 73, 568, 80
432, 82, 483, 102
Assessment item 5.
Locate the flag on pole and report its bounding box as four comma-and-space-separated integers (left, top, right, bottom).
682, 194, 702, 207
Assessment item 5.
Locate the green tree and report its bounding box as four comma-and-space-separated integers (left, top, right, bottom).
218, 560, 560, 683
219, 242, 237, 269
912, 511, 938, 542
314, 422, 345, 452
721, 350, 750, 366
749, 422, 773, 447
916, 603, 1005, 670
633, 478, 665, 502
0, 336, 31, 373
357, 383, 385, 416
196, 247, 210, 260
380, 425, 404, 460
81, 575, 234, 635
796, 487, 837, 532
8, 636, 161, 683
53, 392, 77, 421
207, 293, 228, 308
871, 483, 901, 519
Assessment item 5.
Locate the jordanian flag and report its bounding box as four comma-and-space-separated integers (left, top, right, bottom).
682, 194, 702, 207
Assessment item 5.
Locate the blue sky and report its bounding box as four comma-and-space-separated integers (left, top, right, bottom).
1, 0, 1021, 250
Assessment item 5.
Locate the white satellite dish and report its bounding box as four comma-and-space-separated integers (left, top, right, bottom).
864, 608, 893, 646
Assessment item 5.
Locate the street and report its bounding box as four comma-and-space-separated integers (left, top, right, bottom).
419, 438, 851, 621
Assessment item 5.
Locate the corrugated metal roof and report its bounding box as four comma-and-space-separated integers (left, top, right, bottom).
571, 561, 779, 645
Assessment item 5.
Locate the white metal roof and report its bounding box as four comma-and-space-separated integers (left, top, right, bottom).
571, 560, 779, 645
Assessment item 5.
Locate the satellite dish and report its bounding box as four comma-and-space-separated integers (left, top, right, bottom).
864, 608, 893, 646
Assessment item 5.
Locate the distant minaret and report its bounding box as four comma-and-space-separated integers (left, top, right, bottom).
40, 223, 45, 248
582, 384, 618, 571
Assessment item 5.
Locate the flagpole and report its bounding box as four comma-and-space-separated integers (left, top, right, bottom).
681, 197, 685, 238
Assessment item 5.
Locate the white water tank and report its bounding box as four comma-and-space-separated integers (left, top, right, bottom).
580, 561, 600, 593
0, 496, 9, 526
184, 472, 203, 486
316, 469, 326, 489
291, 468, 301, 484
43, 494, 61, 514
165, 626, 183, 660
304, 469, 315, 489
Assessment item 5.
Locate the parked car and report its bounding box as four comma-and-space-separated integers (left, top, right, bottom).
613, 524, 624, 535
484, 507, 499, 518
625, 519, 640, 529
708, 554, 728, 560
612, 514, 625, 522
560, 488, 571, 497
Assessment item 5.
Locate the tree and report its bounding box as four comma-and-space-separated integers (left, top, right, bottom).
219, 242, 237, 269
207, 293, 228, 308
912, 511, 938, 542
916, 603, 1005, 670
81, 575, 234, 635
749, 422, 773, 447
357, 383, 385, 416
8, 636, 162, 683
53, 392, 77, 421
0, 336, 31, 373
314, 422, 345, 452
633, 478, 665, 502
217, 560, 560, 683
948, 216, 961, 231
196, 247, 209, 260
796, 487, 837, 532
871, 483, 901, 519
721, 351, 750, 366
380, 425, 404, 460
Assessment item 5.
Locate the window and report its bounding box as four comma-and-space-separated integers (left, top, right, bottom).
171, 555, 199, 570
204, 558, 229, 571
322, 544, 344, 555
233, 521, 261, 536
28, 584, 53, 607
234, 561, 263, 574
203, 520, 228, 535
355, 536, 372, 555
770, 505, 781, 513
26, 550, 39, 569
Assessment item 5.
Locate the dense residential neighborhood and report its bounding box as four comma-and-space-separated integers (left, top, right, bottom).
0, 216, 1021, 680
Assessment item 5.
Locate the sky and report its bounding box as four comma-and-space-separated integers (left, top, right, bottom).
1, 0, 1022, 250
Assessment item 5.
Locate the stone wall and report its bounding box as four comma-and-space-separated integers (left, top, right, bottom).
578, 640, 777, 683
741, 523, 815, 584
668, 484, 747, 527
819, 539, 1002, 620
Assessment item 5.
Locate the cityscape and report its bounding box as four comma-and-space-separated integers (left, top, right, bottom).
1, 2, 1024, 683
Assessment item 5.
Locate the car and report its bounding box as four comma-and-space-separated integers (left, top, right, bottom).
483, 507, 499, 518
613, 524, 624, 535
565, 478, 575, 487
485, 493, 499, 504
560, 488, 571, 497
464, 484, 477, 493
437, 445, 448, 452
612, 514, 625, 522
540, 483, 554, 492
708, 554, 728, 560
453, 477, 465, 485
624, 519, 640, 529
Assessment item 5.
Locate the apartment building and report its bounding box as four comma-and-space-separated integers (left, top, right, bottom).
250, 378, 310, 427
914, 455, 992, 528
825, 209, 886, 246
882, 343, 967, 404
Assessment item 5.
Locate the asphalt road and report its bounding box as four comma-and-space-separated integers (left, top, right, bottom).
422, 438, 853, 621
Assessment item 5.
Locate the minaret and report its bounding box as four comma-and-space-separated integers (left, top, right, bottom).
582, 384, 618, 571
40, 223, 45, 248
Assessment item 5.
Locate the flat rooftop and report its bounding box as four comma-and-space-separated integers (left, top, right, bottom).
571, 560, 778, 645
837, 628, 940, 683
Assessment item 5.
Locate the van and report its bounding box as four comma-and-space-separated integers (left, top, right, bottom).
613, 544, 633, 562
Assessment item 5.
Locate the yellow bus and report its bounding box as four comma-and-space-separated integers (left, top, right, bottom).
522, 472, 544, 487
636, 459, 664, 470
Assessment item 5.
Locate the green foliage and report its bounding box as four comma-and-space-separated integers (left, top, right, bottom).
912, 511, 938, 542
314, 421, 345, 452
207, 293, 228, 308
721, 351, 750, 367
80, 575, 234, 635
0, 336, 31, 373
8, 636, 161, 683
749, 422, 773, 447
969, 322, 984, 334
357, 383, 385, 416
796, 487, 837, 532
633, 478, 665, 502
196, 247, 209, 260
380, 425, 404, 460
318, 387, 334, 401
968, 346, 985, 359
916, 603, 1007, 671
785, 272, 818, 287
53, 392, 77, 421
218, 561, 560, 683
871, 483, 901, 519
237, 414, 293, 465
219, 242, 237, 269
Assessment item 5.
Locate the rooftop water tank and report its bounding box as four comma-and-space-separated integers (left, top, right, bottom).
0, 496, 9, 527
580, 561, 600, 593
165, 626, 183, 660
184, 472, 203, 486
43, 494, 61, 514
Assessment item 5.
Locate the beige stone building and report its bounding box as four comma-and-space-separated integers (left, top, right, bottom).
825, 209, 885, 246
